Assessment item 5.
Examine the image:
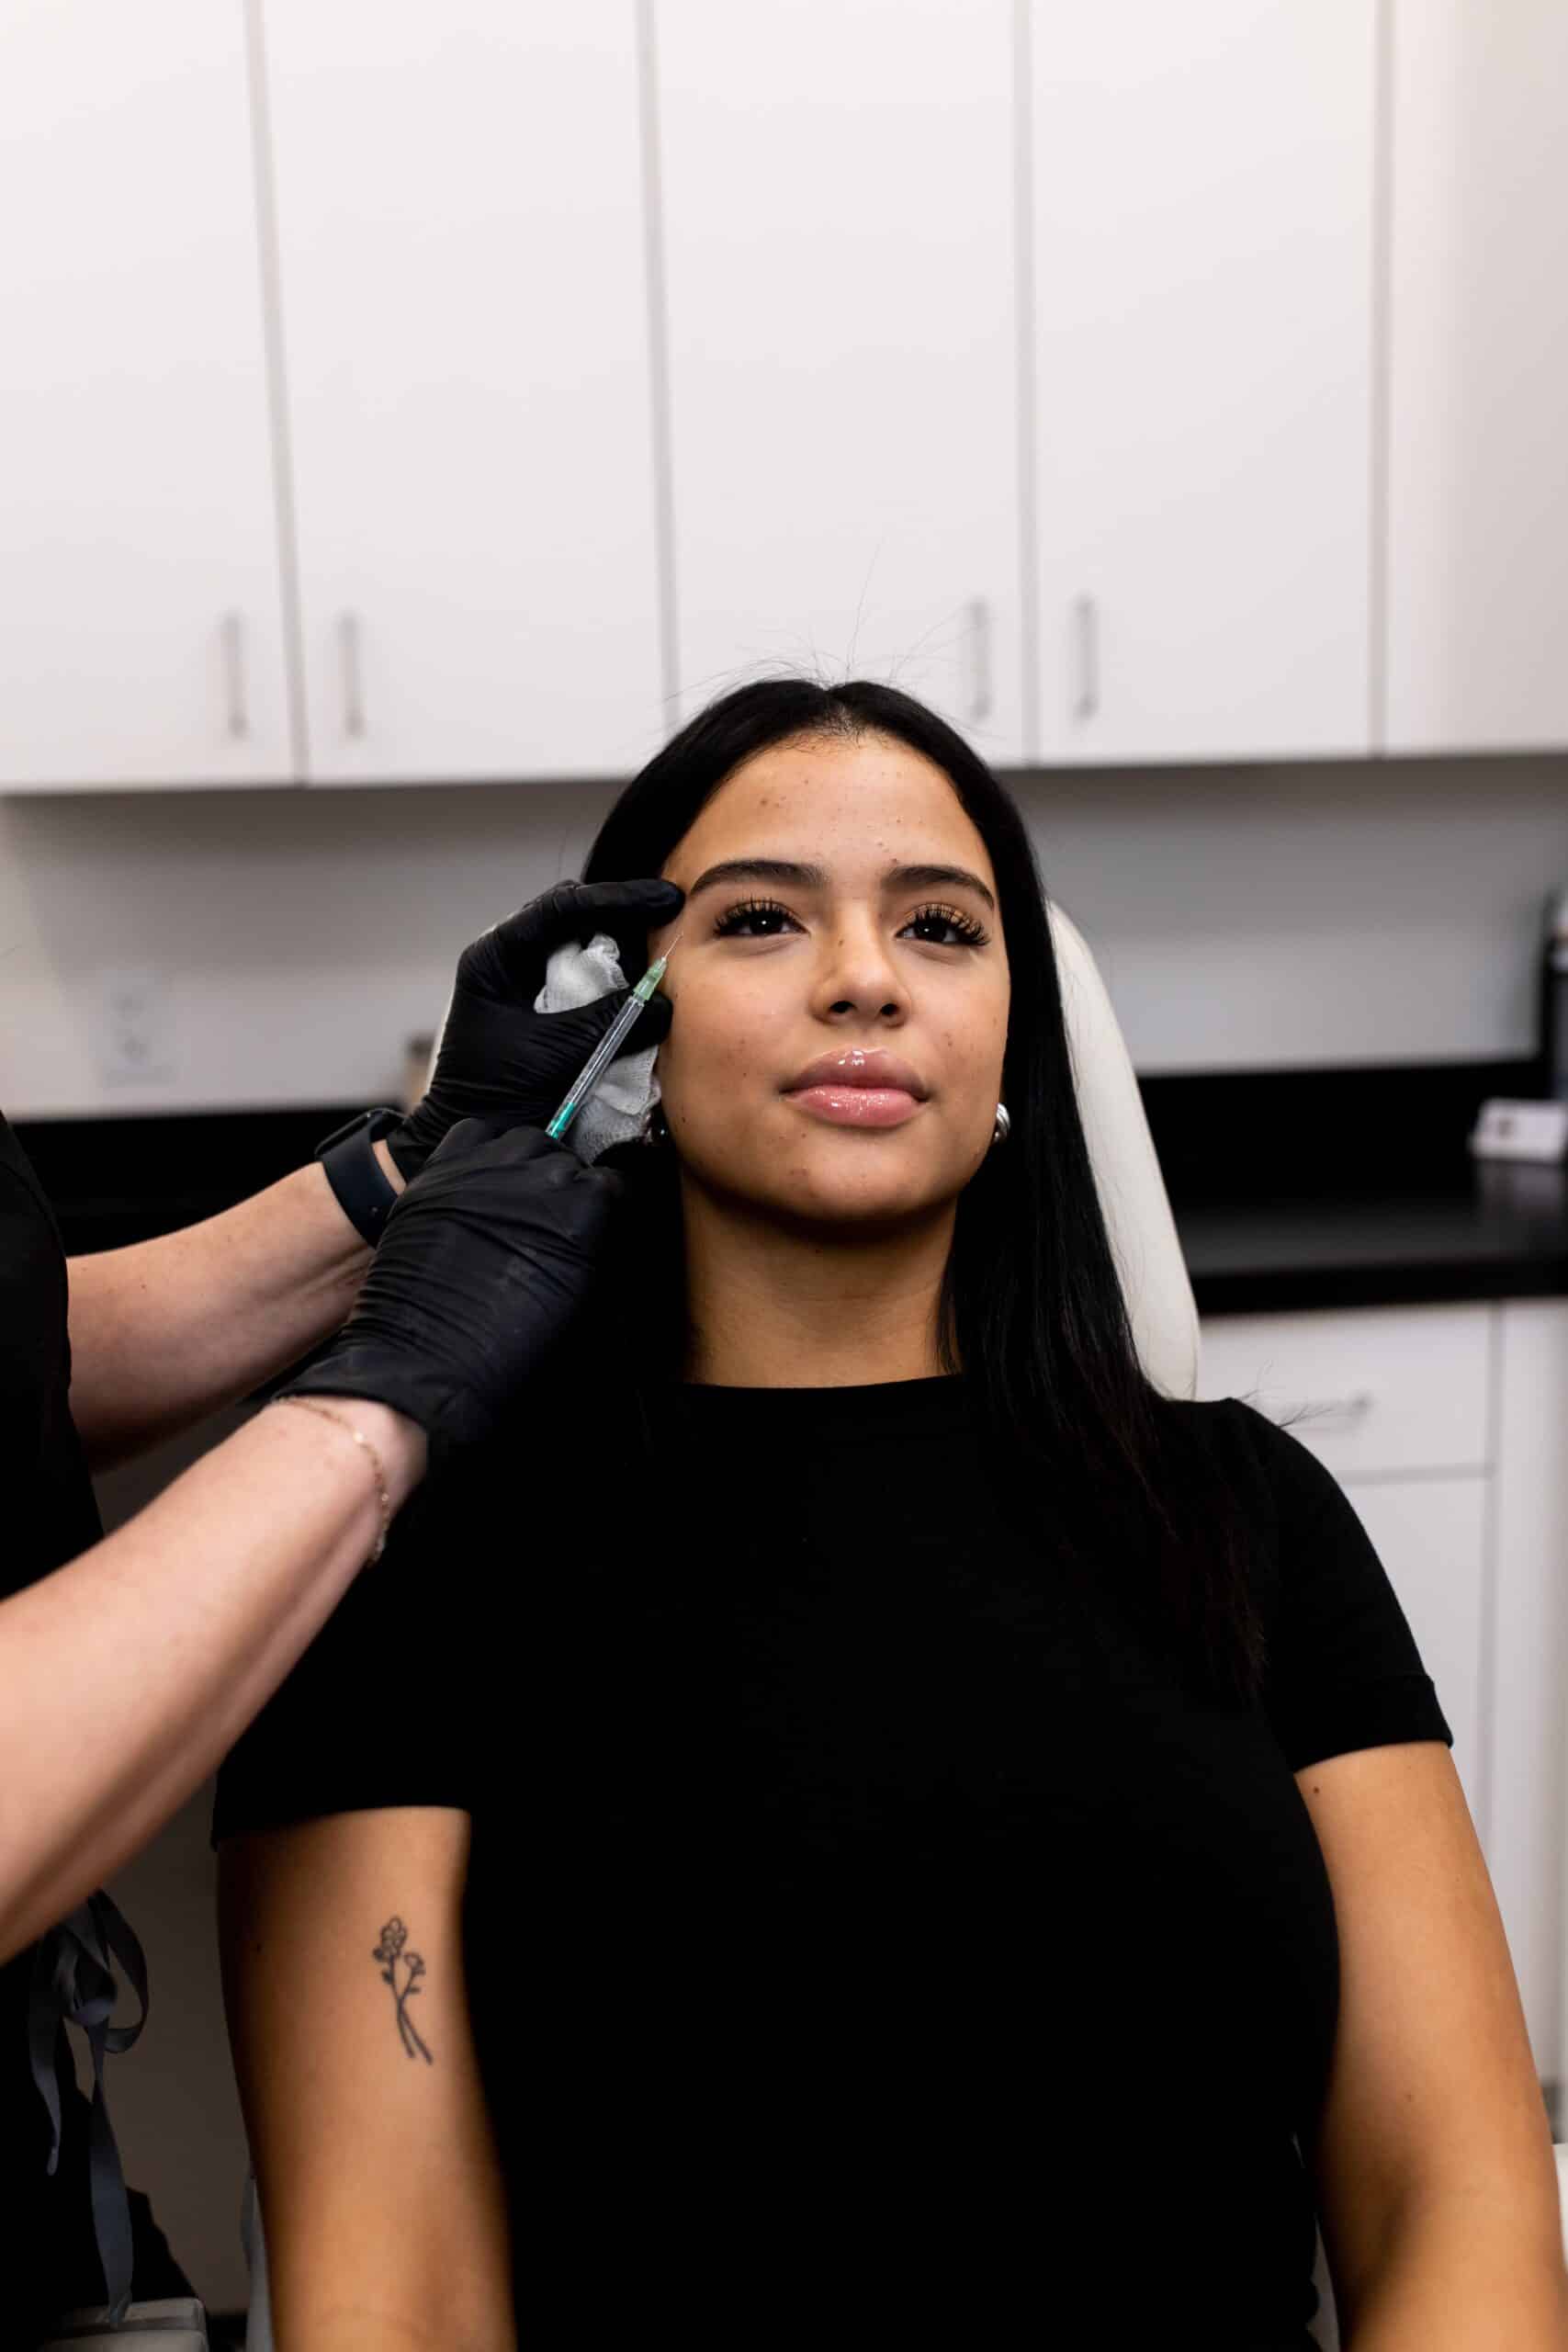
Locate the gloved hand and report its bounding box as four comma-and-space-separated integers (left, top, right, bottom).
389, 876, 685, 1181
279, 1119, 624, 1451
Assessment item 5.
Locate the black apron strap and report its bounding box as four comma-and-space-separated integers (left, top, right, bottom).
28, 1890, 151, 2325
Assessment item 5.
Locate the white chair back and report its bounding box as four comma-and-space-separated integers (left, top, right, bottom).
1046, 898, 1199, 1398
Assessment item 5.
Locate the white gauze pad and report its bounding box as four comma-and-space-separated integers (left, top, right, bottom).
534, 931, 661, 1162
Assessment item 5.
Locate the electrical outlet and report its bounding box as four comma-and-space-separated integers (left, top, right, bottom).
95, 967, 176, 1087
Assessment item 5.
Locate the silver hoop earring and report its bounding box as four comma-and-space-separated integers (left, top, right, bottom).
990, 1102, 1010, 1148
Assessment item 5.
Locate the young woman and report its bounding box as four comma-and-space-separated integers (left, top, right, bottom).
214, 680, 1565, 2351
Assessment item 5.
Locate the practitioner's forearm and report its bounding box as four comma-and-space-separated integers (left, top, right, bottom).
67, 1143, 405, 1468
0, 1397, 426, 1962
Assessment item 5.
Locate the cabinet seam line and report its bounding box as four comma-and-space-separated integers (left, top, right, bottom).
241, 0, 310, 783
1368, 0, 1394, 756
1012, 0, 1041, 765
636, 0, 680, 731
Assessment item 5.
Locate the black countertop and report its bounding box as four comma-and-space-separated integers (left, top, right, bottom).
1136, 1057, 1568, 1311
15, 1056, 1568, 1317
1172, 1171, 1568, 1313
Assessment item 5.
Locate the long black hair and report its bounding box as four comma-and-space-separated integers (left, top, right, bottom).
578, 676, 1269, 1711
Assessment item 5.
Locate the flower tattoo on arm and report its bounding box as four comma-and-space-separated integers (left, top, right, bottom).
372, 1917, 434, 2064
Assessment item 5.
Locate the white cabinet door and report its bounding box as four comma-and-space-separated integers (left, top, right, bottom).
1383, 1, 1568, 753
1031, 1, 1375, 764
1196, 1303, 1493, 1482
0, 0, 291, 789
654, 0, 1024, 764
262, 4, 661, 784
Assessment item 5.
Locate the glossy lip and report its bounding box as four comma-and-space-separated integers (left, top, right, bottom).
782, 1047, 930, 1100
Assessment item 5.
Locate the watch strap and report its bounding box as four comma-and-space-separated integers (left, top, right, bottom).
314, 1107, 401, 1246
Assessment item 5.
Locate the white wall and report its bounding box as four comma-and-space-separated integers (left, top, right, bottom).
4, 750, 1568, 1119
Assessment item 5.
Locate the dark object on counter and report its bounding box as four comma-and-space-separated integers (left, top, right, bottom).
1540, 888, 1568, 1103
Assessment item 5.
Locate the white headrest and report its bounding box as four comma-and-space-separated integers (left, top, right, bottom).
1048, 900, 1200, 1401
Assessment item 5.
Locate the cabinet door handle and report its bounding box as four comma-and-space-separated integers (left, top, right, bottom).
1303, 1389, 1377, 1429
966, 596, 993, 723
1073, 594, 1099, 722
220, 612, 248, 740
339, 611, 367, 738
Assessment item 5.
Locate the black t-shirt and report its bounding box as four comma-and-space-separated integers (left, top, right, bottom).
1, 1112, 106, 2325
0, 1112, 103, 1600
1, 1113, 188, 2334
215, 1370, 1452, 2348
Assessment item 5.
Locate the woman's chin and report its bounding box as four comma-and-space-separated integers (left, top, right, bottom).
763, 1160, 959, 1231
676, 1123, 968, 1228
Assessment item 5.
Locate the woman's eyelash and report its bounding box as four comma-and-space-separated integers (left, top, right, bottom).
709, 896, 988, 947
711, 896, 796, 937
908, 901, 989, 947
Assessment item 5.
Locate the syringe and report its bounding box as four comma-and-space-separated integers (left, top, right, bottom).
544, 939, 679, 1144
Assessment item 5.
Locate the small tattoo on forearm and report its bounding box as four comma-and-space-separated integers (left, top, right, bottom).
372, 1916, 433, 2064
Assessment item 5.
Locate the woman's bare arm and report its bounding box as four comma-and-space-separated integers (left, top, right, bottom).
220, 1806, 513, 2352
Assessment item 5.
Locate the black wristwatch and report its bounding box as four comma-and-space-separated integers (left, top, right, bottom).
314, 1106, 402, 1246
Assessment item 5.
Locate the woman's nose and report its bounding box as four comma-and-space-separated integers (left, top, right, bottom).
812, 922, 908, 1023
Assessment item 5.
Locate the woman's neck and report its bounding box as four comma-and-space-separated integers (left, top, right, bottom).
679, 1182, 956, 1388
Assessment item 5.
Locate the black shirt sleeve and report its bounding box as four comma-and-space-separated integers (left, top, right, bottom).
1224, 1397, 1456, 1773
0, 1117, 104, 1599
211, 1438, 495, 1845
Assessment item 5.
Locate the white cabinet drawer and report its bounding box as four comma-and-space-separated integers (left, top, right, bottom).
1196, 1303, 1492, 1479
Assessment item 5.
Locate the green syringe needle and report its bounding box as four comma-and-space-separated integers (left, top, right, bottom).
544, 937, 679, 1144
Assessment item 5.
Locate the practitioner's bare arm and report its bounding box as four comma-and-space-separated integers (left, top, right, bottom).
0, 1396, 425, 1961
0, 1123, 621, 1962
65, 1142, 403, 1471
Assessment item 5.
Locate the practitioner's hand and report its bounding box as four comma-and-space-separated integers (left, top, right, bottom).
278, 1119, 624, 1451
389, 876, 685, 1180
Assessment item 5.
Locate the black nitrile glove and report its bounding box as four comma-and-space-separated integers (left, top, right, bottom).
279, 1120, 624, 1451
389, 876, 685, 1181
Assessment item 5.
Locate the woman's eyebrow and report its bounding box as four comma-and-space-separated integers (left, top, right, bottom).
683, 856, 997, 913
894, 862, 998, 914
684, 857, 829, 899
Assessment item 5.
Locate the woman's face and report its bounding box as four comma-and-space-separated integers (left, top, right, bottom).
646, 729, 1010, 1227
